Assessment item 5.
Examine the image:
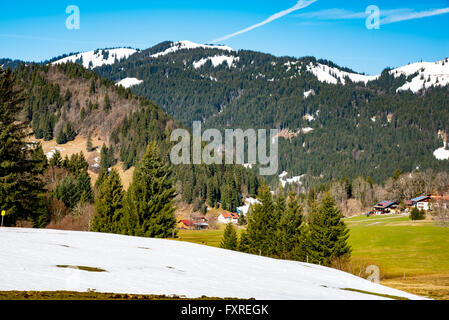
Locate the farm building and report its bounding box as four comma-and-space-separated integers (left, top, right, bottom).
410, 195, 432, 211
177, 218, 209, 230
373, 201, 399, 214
218, 212, 239, 224
178, 219, 195, 230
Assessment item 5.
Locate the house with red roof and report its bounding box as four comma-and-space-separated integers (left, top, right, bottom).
218, 212, 239, 224
178, 219, 195, 230
177, 217, 209, 230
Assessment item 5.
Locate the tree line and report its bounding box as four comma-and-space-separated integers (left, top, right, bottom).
221, 185, 351, 267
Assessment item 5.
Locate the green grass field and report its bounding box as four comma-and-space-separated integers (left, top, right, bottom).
177, 215, 449, 299
176, 227, 243, 248
345, 215, 449, 277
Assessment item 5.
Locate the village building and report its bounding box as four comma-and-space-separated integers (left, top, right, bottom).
373, 201, 399, 214
177, 216, 209, 230
178, 219, 195, 230
410, 195, 432, 211
218, 212, 239, 224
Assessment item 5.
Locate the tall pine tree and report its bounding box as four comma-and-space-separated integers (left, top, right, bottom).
0, 69, 47, 226
298, 194, 351, 266
243, 184, 279, 256
121, 142, 177, 238
220, 223, 238, 250
91, 169, 124, 233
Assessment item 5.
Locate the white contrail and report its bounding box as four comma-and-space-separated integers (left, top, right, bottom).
380, 7, 449, 25
211, 0, 318, 43
294, 6, 449, 26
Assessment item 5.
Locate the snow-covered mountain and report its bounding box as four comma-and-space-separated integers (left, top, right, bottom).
0, 228, 423, 300
306, 62, 379, 85
305, 57, 449, 92
48, 40, 448, 94
390, 58, 449, 93
52, 48, 138, 69
150, 40, 234, 59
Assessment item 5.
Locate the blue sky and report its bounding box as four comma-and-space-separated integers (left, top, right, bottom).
1, 0, 448, 74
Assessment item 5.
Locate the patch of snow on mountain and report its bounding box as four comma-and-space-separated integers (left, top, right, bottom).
280, 173, 305, 187
151, 40, 234, 58
237, 197, 261, 215
0, 228, 424, 299
193, 55, 239, 69
434, 142, 449, 160
285, 61, 300, 72
53, 48, 138, 69
301, 127, 314, 134
304, 89, 315, 98
307, 63, 379, 85
279, 171, 288, 179
391, 58, 449, 93
116, 77, 143, 88
303, 113, 315, 121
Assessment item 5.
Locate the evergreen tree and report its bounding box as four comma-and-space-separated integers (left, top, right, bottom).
56, 127, 67, 144
238, 230, 251, 253
0, 69, 47, 226
206, 180, 216, 208
89, 79, 96, 95
103, 92, 111, 112
49, 150, 63, 168
410, 207, 426, 220
53, 176, 80, 209
245, 184, 279, 256
77, 171, 93, 203
299, 194, 351, 266
91, 169, 124, 233
220, 223, 238, 250
86, 131, 93, 152
100, 144, 115, 169
121, 142, 177, 238
276, 191, 303, 259
95, 168, 108, 190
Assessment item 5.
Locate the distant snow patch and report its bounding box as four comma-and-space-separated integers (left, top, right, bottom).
434, 142, 449, 160
279, 172, 305, 187
193, 55, 239, 69
116, 78, 143, 88
392, 58, 449, 93
306, 63, 379, 85
303, 113, 315, 122
301, 127, 314, 134
304, 89, 315, 98
53, 48, 138, 69
151, 40, 234, 58
237, 197, 261, 215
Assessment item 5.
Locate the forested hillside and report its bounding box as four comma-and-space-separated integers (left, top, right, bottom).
11, 63, 261, 213
94, 41, 449, 184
